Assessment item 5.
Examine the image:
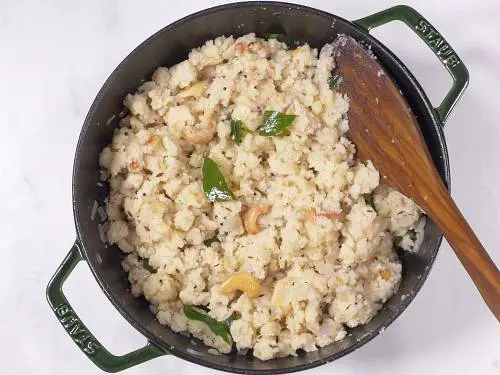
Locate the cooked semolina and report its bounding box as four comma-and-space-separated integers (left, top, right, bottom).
100, 33, 425, 360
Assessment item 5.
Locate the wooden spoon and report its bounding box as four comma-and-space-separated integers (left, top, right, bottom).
332, 36, 500, 321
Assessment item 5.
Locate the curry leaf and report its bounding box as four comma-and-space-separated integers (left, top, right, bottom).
203, 235, 220, 247
364, 193, 375, 209
183, 305, 232, 344
263, 32, 287, 43
225, 312, 237, 326
328, 74, 343, 90
230, 119, 244, 144
139, 257, 155, 273
230, 119, 253, 144
202, 158, 235, 202
263, 25, 287, 43
258, 111, 297, 136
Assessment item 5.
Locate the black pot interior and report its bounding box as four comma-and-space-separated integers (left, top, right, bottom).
73, 2, 449, 373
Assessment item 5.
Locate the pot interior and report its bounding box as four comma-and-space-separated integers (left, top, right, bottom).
73, 2, 448, 373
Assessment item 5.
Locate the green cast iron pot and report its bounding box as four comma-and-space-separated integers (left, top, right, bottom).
47, 2, 468, 373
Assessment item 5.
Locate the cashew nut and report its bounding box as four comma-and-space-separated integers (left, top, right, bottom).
183, 112, 216, 144
243, 205, 270, 234
220, 272, 262, 298
183, 128, 214, 144
177, 80, 208, 98
270, 277, 288, 306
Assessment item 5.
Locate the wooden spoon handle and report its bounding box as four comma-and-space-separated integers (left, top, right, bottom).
427, 184, 500, 321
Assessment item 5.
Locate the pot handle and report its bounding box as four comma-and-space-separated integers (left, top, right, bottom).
46, 240, 166, 372
354, 5, 469, 125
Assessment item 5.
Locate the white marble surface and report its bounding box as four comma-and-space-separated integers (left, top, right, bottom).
1, 0, 499, 374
